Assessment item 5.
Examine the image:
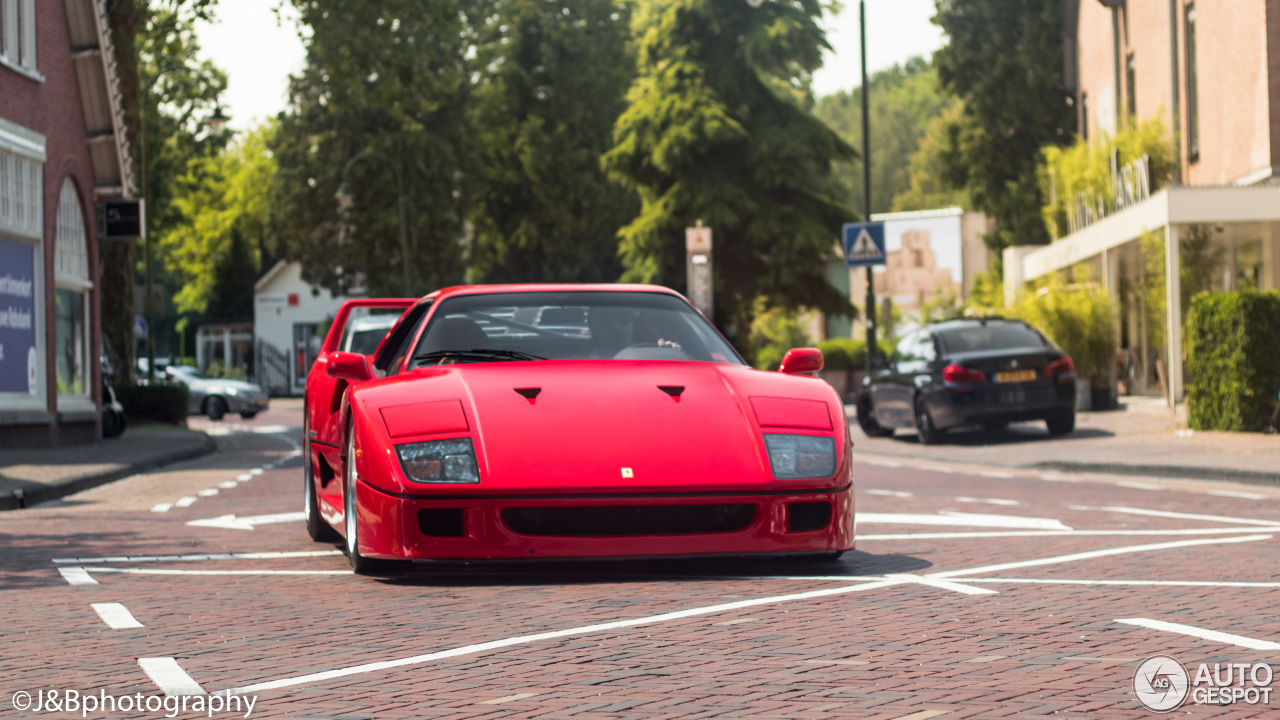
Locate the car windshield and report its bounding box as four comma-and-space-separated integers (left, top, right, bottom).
408, 291, 744, 367
935, 323, 1049, 353
167, 367, 207, 381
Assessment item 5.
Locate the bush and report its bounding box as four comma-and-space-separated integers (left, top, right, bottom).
815, 338, 894, 371
1186, 290, 1280, 432
1012, 270, 1118, 383
114, 383, 190, 425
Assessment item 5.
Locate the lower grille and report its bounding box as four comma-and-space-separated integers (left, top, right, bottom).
502, 504, 756, 537
787, 501, 832, 532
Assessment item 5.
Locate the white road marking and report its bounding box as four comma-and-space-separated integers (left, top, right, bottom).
252, 425, 289, 434
477, 693, 542, 705
863, 459, 901, 468
197, 489, 219, 497
955, 497, 1019, 506
921, 466, 955, 474
236, 474, 253, 481
970, 578, 1280, 588
1209, 490, 1267, 500
713, 618, 756, 626
1074, 506, 1280, 527
866, 489, 913, 498
890, 711, 949, 720
91, 603, 144, 629
91, 568, 349, 576
150, 503, 173, 513
249, 469, 264, 476
53, 550, 343, 564
185, 512, 306, 531
930, 534, 1272, 579
884, 574, 997, 596
1117, 481, 1164, 491
58, 567, 97, 585
218, 481, 238, 489
857, 527, 1280, 540
1116, 618, 1280, 651
217, 579, 906, 695
174, 496, 198, 508
138, 658, 206, 696
858, 512, 1071, 531
1038, 474, 1078, 482
978, 471, 1015, 479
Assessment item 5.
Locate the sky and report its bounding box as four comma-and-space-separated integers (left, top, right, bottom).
194, 1, 946, 131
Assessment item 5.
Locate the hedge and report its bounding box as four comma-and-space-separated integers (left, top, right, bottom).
1186, 290, 1280, 432
113, 383, 190, 425
815, 338, 893, 371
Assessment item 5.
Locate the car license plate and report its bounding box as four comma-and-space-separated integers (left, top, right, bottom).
995, 369, 1036, 383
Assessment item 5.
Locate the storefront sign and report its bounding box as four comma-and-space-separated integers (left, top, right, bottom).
0, 237, 37, 395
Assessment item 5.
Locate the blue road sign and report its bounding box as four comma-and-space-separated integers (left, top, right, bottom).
842, 222, 886, 267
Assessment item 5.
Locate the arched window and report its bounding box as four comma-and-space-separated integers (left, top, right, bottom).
54, 178, 90, 397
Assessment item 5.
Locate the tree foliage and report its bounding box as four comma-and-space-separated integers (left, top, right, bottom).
815, 57, 958, 216
603, 0, 855, 345
271, 0, 486, 298
467, 0, 637, 283
932, 0, 1074, 251
893, 96, 971, 211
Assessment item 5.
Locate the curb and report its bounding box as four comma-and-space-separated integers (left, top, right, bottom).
0, 432, 217, 511
1028, 461, 1280, 487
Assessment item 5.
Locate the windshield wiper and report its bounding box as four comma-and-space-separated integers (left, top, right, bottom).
413, 348, 545, 364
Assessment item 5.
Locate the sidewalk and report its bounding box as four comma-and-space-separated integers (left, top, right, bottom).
847, 395, 1280, 485
0, 423, 215, 510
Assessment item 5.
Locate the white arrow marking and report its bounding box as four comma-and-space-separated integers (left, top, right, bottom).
186, 511, 305, 531
857, 512, 1071, 531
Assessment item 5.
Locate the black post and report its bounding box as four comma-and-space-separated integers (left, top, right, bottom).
860, 0, 877, 372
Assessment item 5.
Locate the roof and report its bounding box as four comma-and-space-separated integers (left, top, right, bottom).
253, 260, 291, 293
422, 283, 686, 302
64, 0, 136, 197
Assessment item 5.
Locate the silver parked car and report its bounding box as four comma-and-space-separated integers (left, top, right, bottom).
163, 366, 269, 421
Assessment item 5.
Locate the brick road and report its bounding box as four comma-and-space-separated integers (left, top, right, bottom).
3, 404, 1279, 719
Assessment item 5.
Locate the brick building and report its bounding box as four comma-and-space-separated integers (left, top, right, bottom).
0, 0, 135, 446
1008, 0, 1280, 407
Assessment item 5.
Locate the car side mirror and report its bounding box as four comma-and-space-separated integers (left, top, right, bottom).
778, 347, 824, 374
327, 351, 373, 383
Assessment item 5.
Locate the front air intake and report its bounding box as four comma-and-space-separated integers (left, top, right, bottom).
787, 501, 832, 532
417, 508, 466, 537
502, 504, 755, 537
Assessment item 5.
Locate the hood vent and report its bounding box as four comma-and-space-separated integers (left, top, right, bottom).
658, 385, 684, 399
514, 387, 541, 402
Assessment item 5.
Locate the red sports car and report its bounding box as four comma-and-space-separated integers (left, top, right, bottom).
303, 284, 855, 573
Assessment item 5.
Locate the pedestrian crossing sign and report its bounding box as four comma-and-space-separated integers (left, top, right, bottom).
842, 222, 886, 267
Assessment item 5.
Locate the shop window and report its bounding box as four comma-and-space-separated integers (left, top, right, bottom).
0, 0, 38, 76
54, 179, 90, 397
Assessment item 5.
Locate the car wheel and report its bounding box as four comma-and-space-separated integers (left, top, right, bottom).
304, 411, 340, 543
856, 396, 895, 438
239, 411, 258, 420
914, 395, 945, 445
206, 396, 227, 421
344, 419, 406, 575
1045, 413, 1076, 436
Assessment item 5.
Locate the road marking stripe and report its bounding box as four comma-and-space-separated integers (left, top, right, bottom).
713, 618, 756, 626
150, 504, 172, 513
1079, 506, 1280, 527
197, 489, 219, 497
53, 550, 343, 564
860, 512, 1071, 531
930, 534, 1273, 579
1209, 490, 1267, 500
139, 658, 206, 696
891, 711, 949, 720
91, 603, 143, 629
865, 489, 913, 498
884, 574, 997, 596
249, 469, 264, 476
978, 471, 1014, 479
90, 568, 349, 576
218, 481, 238, 489
477, 693, 541, 705
858, 527, 1280, 540
218, 579, 906, 695
955, 497, 1019, 506
1116, 618, 1280, 651
236, 474, 253, 481
57, 567, 97, 585
970, 578, 1280, 588
1038, 474, 1078, 482
863, 459, 901, 468
921, 466, 954, 474
1117, 481, 1164, 491
174, 496, 198, 507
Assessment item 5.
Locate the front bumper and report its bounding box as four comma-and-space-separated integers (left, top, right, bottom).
228, 395, 269, 414
351, 480, 855, 561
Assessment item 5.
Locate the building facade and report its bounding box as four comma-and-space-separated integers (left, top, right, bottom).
1009, 0, 1280, 407
0, 0, 135, 446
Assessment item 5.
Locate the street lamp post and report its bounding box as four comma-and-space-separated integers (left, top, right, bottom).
138, 65, 228, 383
860, 0, 878, 374
337, 149, 413, 296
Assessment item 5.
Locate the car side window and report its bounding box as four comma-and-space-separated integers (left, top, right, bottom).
917, 333, 938, 363
375, 300, 433, 375
893, 332, 919, 365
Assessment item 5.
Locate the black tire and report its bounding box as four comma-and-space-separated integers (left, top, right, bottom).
1045, 413, 1076, 436
914, 395, 945, 445
856, 396, 895, 438
344, 419, 408, 575
304, 410, 340, 543
206, 396, 227, 421
239, 411, 258, 420
102, 411, 125, 439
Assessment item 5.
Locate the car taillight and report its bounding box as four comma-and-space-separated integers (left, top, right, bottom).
943, 364, 985, 384
1045, 357, 1075, 382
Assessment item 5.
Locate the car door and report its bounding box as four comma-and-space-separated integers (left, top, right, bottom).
873, 331, 920, 427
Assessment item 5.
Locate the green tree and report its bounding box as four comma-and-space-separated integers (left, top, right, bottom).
932, 0, 1074, 251
604, 0, 855, 349
271, 0, 485, 298
468, 0, 637, 283
815, 57, 957, 216
893, 97, 971, 211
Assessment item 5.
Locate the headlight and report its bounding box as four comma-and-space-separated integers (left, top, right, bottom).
396, 439, 480, 484
763, 434, 836, 479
